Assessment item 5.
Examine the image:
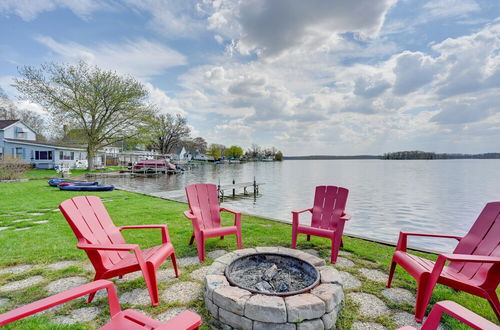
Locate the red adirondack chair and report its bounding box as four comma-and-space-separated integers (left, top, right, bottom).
59, 196, 179, 306
291, 185, 351, 264
387, 201, 500, 323
0, 280, 202, 329
184, 183, 242, 262
398, 300, 500, 330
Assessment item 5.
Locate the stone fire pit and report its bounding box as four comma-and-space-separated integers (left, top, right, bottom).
204, 247, 345, 330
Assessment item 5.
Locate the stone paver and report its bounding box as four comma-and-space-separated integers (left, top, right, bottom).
0, 264, 32, 274
285, 293, 325, 322
158, 268, 178, 282
207, 250, 228, 259
120, 288, 151, 306
82, 263, 95, 272
352, 322, 387, 330
0, 227, 9, 231
157, 307, 195, 322
244, 294, 287, 323
46, 277, 87, 294
339, 271, 362, 290
0, 276, 44, 292
52, 307, 100, 325
46, 261, 78, 270
381, 288, 416, 305
177, 256, 200, 266
189, 266, 212, 281
348, 292, 389, 318
338, 250, 353, 256
12, 219, 32, 223
33, 220, 49, 224
14, 227, 32, 231
359, 268, 388, 283
116, 271, 142, 282
28, 213, 45, 216
393, 311, 445, 330
334, 257, 355, 268
0, 298, 10, 307
162, 281, 202, 304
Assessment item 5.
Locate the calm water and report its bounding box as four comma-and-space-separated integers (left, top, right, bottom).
101, 160, 500, 251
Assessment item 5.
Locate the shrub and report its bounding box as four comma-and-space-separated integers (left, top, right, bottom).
0, 156, 31, 180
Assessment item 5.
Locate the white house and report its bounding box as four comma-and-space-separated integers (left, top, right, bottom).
0, 120, 101, 169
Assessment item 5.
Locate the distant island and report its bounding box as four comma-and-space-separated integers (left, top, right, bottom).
284, 151, 500, 160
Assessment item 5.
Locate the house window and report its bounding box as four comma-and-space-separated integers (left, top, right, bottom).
15, 148, 23, 158
59, 151, 75, 160
35, 151, 53, 160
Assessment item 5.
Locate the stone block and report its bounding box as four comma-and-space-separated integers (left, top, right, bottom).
285, 293, 325, 322
205, 274, 230, 300
216, 252, 239, 265
253, 320, 296, 330
233, 248, 257, 256
297, 319, 324, 330
213, 286, 251, 315
318, 266, 342, 285
322, 308, 340, 330
255, 246, 281, 253
208, 261, 226, 275
296, 252, 325, 266
244, 294, 287, 323
205, 296, 219, 319
219, 308, 253, 330
311, 283, 344, 313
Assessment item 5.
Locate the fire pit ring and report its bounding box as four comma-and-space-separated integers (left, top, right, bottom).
225, 253, 320, 296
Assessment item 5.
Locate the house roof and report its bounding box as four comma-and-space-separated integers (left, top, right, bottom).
4, 138, 86, 151
0, 120, 20, 129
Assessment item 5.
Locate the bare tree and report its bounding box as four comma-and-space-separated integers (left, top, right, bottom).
148, 113, 191, 154
14, 61, 153, 170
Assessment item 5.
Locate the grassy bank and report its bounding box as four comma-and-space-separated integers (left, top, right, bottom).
0, 180, 497, 329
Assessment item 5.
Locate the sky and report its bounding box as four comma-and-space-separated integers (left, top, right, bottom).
0, 0, 499, 156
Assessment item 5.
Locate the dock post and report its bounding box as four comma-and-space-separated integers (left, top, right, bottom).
232, 179, 235, 197
253, 176, 257, 195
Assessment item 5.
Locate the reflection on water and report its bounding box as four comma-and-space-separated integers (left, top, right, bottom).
101, 159, 500, 251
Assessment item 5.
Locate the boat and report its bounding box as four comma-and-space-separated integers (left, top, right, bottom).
57, 182, 99, 187
59, 185, 115, 191
48, 179, 97, 187
132, 159, 171, 173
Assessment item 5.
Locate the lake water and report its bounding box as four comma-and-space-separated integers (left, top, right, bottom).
101, 159, 500, 252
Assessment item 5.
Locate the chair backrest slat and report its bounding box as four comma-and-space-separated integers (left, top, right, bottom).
185, 184, 221, 229
59, 196, 128, 269
450, 202, 500, 281
311, 186, 349, 230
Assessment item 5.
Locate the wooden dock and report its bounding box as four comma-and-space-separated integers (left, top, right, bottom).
217, 180, 264, 199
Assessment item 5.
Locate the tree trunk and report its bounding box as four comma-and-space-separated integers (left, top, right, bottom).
87, 145, 96, 171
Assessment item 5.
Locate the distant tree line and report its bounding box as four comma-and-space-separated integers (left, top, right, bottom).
383, 151, 500, 160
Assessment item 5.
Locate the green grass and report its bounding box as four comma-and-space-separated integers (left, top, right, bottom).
0, 180, 498, 329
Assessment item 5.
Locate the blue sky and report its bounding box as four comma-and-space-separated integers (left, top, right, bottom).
0, 0, 499, 155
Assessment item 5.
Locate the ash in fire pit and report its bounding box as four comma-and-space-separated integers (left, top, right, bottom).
225, 253, 319, 296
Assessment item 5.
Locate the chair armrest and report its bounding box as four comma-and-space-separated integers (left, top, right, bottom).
220, 207, 240, 215
292, 208, 313, 215
77, 242, 139, 252
184, 210, 201, 231
422, 300, 500, 330
396, 231, 462, 252
340, 213, 351, 221
155, 310, 203, 330
119, 225, 170, 244
0, 280, 121, 326
439, 254, 500, 263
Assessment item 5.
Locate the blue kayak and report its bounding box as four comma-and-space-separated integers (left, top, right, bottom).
48, 179, 98, 187
59, 185, 115, 191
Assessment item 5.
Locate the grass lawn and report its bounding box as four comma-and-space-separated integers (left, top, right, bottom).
0, 180, 498, 329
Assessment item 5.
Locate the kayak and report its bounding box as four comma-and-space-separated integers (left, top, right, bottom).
59, 185, 115, 191
48, 179, 97, 187
57, 182, 99, 187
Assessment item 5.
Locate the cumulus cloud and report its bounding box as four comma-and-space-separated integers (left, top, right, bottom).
35, 36, 187, 79
0, 0, 108, 21
392, 51, 439, 95
423, 0, 480, 19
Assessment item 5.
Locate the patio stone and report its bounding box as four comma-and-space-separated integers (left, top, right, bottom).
46, 277, 87, 294
162, 281, 202, 304
338, 271, 362, 290
297, 319, 324, 330
33, 220, 49, 224
52, 209, 60, 212
120, 288, 151, 306
244, 294, 287, 323
14, 227, 32, 231
338, 250, 353, 256
381, 288, 416, 305
12, 219, 32, 222
213, 286, 251, 315
46, 260, 78, 270
116, 271, 142, 282
393, 311, 445, 330
207, 250, 228, 259
177, 256, 200, 266
82, 263, 95, 272
157, 307, 196, 322
189, 266, 212, 281
0, 276, 44, 292
157, 268, 178, 282
334, 257, 355, 268
0, 264, 33, 274
352, 322, 387, 330
52, 307, 99, 325
0, 227, 9, 231
348, 292, 389, 318
0, 298, 10, 307
359, 268, 388, 283
285, 293, 325, 322
28, 213, 45, 216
